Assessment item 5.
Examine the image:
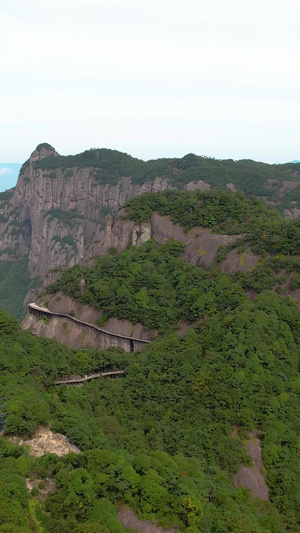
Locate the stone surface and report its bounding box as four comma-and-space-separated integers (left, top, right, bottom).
22, 312, 150, 352
118, 507, 179, 533
184, 179, 211, 191
226, 182, 238, 193
42, 292, 157, 341
94, 211, 243, 268
0, 147, 178, 287
233, 431, 269, 501
221, 249, 260, 273
22, 293, 156, 351
11, 427, 80, 457
3, 144, 299, 309
0, 145, 248, 308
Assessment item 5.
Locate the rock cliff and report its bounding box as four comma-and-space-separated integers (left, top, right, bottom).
22, 292, 157, 352
0, 146, 214, 284
0, 145, 219, 308
91, 211, 242, 267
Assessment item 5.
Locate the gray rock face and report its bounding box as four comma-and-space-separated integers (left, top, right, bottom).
93, 211, 242, 268
118, 507, 179, 533
0, 146, 217, 293
233, 431, 269, 501
21, 313, 147, 352
22, 293, 157, 352
284, 207, 300, 219
2, 144, 283, 311
0, 148, 179, 283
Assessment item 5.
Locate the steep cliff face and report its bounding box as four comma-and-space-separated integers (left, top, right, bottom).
0, 145, 218, 312
22, 292, 157, 352
0, 145, 204, 285
90, 211, 242, 267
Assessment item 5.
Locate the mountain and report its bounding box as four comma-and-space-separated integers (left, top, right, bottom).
2, 149, 300, 531
23, 188, 300, 348
2, 142, 300, 319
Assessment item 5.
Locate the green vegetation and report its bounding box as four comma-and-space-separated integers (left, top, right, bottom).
36, 143, 54, 152
125, 190, 300, 297
0, 259, 30, 320
46, 239, 246, 332
52, 235, 78, 254
32, 147, 300, 202
125, 189, 281, 233
1, 169, 300, 530
1, 285, 300, 530
45, 209, 83, 227
35, 149, 149, 185
0, 189, 14, 203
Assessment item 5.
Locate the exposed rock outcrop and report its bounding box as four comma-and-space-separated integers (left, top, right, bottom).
284, 207, 300, 219
92, 211, 243, 267
11, 427, 80, 457
2, 144, 299, 312
233, 430, 269, 501
221, 249, 260, 273
0, 149, 162, 279
118, 507, 179, 533
21, 293, 157, 352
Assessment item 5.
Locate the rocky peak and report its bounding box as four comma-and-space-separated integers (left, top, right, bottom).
30, 143, 58, 162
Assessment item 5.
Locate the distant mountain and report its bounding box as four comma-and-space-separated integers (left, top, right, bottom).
0, 163, 21, 192
290, 160, 300, 163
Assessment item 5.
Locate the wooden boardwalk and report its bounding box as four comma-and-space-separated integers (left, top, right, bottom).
54, 370, 125, 385
28, 303, 151, 346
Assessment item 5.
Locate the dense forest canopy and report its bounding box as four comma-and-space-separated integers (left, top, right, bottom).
1, 287, 300, 531
124, 190, 300, 297
45, 239, 247, 332
124, 189, 281, 233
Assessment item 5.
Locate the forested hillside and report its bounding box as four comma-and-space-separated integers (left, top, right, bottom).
2, 188, 300, 532
1, 288, 300, 531
47, 190, 300, 315
45, 239, 246, 332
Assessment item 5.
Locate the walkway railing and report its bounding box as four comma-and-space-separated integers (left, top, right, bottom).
54, 370, 125, 385
28, 303, 151, 344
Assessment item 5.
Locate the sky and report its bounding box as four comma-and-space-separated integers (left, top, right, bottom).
0, 164, 21, 191
1, 0, 300, 178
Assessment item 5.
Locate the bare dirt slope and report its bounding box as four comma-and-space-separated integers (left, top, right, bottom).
11, 427, 80, 457
118, 507, 179, 533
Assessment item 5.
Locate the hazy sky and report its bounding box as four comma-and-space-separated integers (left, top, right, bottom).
0, 164, 21, 191
1, 0, 300, 165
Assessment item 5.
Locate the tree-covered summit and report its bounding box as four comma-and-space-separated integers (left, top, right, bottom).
124, 189, 281, 233
45, 189, 300, 330
31, 145, 300, 208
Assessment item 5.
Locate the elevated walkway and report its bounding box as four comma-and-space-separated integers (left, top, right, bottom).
54, 370, 125, 385
28, 303, 151, 352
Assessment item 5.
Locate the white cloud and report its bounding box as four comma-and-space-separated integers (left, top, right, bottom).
0, 167, 13, 176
